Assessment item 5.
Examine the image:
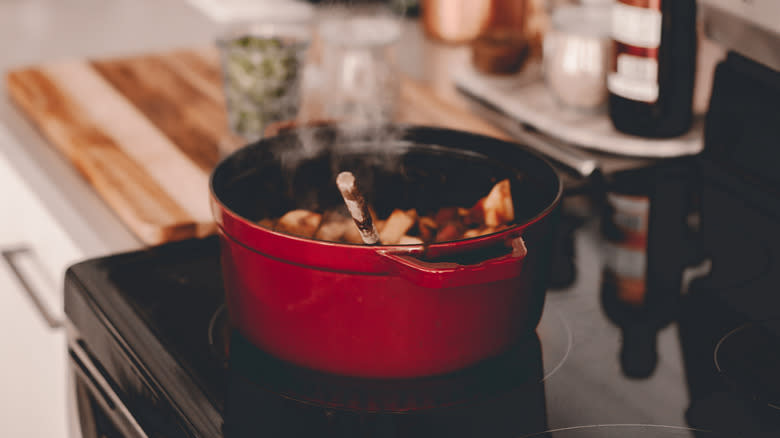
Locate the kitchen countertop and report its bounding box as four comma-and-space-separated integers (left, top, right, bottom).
0, 0, 477, 259
0, 0, 660, 260
0, 0, 222, 258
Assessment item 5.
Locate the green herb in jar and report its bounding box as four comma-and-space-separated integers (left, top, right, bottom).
218, 34, 307, 141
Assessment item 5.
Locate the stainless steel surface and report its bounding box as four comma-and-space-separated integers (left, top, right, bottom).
462, 89, 600, 178
700, 0, 780, 72
1, 247, 62, 328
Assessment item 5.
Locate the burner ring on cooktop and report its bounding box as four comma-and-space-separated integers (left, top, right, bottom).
208, 303, 573, 384
517, 424, 732, 437
539, 307, 573, 382
714, 319, 780, 412
214, 304, 571, 413
229, 327, 547, 413
207, 304, 230, 367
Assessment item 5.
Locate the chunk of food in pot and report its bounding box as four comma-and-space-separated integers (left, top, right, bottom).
261, 179, 516, 245
275, 209, 322, 237
315, 213, 353, 242
435, 222, 464, 242
434, 207, 458, 227
343, 222, 364, 244
418, 216, 439, 242
470, 179, 514, 227
399, 235, 424, 245
379, 209, 418, 245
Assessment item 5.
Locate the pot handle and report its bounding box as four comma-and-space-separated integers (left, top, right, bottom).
378, 236, 528, 289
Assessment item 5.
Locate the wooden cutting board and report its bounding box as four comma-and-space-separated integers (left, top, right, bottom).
5, 47, 507, 246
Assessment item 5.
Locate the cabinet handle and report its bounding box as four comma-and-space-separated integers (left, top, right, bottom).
2, 247, 62, 329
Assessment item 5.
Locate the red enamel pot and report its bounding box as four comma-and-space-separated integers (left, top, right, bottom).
210, 125, 562, 378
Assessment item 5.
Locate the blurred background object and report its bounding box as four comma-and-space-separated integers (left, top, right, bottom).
423, 0, 547, 53
421, 0, 493, 44
607, 0, 698, 138
217, 18, 311, 143
189, 0, 314, 23
316, 5, 402, 124
543, 4, 611, 111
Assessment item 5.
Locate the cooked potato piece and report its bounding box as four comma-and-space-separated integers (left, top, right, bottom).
315, 213, 353, 242
399, 235, 424, 245
379, 209, 417, 245
343, 224, 364, 244
483, 179, 514, 226
276, 209, 322, 237
470, 179, 514, 227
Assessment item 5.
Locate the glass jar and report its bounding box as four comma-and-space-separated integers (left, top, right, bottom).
217, 19, 311, 143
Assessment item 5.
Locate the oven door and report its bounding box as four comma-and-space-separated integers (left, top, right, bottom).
67, 329, 149, 438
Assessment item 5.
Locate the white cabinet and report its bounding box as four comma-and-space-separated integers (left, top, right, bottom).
0, 137, 84, 437
0, 260, 69, 438
0, 135, 84, 325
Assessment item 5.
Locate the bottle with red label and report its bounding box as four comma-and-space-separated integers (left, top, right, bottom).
607, 0, 697, 138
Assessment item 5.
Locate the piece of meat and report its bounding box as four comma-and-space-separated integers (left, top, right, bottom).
467, 199, 486, 225
418, 216, 438, 242
435, 223, 463, 242
275, 209, 322, 237
379, 209, 417, 245
434, 207, 458, 227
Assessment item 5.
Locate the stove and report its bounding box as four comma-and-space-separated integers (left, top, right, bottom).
64, 27, 780, 438
63, 218, 780, 438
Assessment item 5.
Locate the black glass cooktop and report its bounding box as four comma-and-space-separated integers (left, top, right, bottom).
64, 229, 780, 437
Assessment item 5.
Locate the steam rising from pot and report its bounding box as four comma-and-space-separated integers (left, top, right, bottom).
271, 4, 406, 196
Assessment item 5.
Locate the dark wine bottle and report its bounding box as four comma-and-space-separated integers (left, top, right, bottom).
607, 0, 697, 138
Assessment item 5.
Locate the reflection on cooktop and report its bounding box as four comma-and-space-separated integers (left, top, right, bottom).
209, 301, 573, 386
715, 320, 780, 412
679, 281, 780, 438
538, 308, 573, 382
225, 330, 547, 437
518, 424, 733, 437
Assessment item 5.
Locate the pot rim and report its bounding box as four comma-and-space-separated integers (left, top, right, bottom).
209, 124, 563, 250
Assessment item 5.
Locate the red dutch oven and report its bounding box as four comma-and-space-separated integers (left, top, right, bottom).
210, 125, 562, 378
